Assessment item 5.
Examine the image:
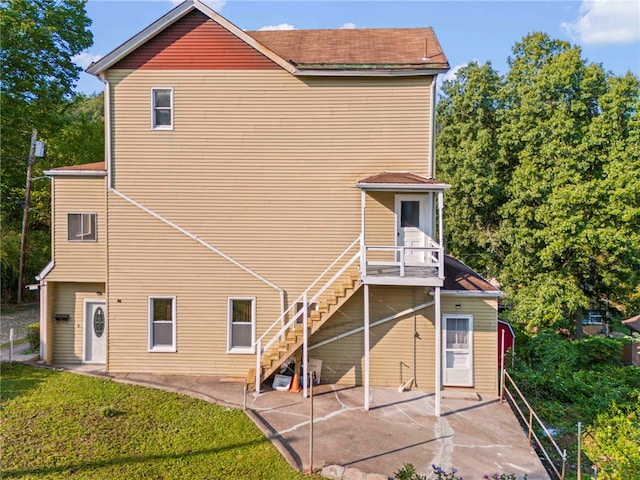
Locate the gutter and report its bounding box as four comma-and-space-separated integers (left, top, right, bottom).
440, 290, 504, 298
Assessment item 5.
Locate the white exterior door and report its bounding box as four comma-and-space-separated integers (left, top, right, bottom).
443, 315, 473, 386
85, 301, 106, 364
396, 195, 430, 265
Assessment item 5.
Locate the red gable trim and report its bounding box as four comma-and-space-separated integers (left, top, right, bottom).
113, 11, 279, 70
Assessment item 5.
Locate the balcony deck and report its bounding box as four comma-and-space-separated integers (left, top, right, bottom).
361, 245, 444, 287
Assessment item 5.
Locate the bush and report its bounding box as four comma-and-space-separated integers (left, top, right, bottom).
575, 337, 623, 368
583, 400, 640, 479
26, 322, 40, 350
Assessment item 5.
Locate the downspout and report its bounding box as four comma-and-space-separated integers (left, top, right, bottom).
98, 75, 286, 314
100, 74, 112, 371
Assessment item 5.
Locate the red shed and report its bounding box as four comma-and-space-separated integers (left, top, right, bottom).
498, 320, 516, 370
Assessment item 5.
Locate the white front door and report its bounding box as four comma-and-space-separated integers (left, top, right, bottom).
443, 315, 473, 386
85, 301, 106, 364
396, 195, 431, 265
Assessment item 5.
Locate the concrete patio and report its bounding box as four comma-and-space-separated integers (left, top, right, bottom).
42, 365, 550, 480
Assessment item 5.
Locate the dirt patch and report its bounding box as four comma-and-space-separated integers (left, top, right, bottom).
1, 304, 39, 344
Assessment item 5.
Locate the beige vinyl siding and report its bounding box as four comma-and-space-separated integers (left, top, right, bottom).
106, 70, 433, 298
51, 282, 105, 363
312, 286, 436, 388
48, 177, 106, 282
312, 290, 497, 394
441, 296, 498, 395
106, 194, 281, 375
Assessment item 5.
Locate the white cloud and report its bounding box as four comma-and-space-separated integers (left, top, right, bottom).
73, 51, 103, 69
341, 22, 356, 29
258, 23, 296, 31
561, 0, 640, 45
441, 62, 469, 84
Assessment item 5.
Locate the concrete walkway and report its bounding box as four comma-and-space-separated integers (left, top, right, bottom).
40, 367, 550, 480
3, 347, 549, 480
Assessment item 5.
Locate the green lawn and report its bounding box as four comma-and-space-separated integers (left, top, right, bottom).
1, 364, 313, 479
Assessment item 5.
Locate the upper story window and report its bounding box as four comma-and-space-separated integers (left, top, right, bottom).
68, 213, 97, 242
151, 88, 173, 130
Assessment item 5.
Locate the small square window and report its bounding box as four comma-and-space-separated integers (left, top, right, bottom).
68, 213, 97, 241
151, 88, 173, 130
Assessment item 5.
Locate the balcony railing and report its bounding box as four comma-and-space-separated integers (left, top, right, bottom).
361, 241, 444, 286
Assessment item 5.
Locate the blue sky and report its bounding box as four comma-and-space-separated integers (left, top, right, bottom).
75, 0, 640, 95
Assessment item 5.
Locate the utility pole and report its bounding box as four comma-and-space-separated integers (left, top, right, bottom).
17, 129, 38, 303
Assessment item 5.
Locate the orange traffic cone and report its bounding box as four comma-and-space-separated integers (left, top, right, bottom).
289, 349, 302, 392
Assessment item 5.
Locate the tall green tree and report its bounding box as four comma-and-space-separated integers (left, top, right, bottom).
436, 62, 504, 274
1, 0, 94, 302
436, 32, 640, 333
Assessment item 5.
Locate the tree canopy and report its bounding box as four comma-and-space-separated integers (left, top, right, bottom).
1, 0, 100, 302
437, 32, 640, 333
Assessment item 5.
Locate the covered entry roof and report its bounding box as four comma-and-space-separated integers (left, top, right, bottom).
356, 171, 450, 191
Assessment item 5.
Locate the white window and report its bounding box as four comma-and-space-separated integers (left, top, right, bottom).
148, 296, 176, 352
151, 88, 173, 130
67, 213, 97, 241
227, 297, 256, 353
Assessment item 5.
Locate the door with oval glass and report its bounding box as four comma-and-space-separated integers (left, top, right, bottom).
85, 300, 106, 363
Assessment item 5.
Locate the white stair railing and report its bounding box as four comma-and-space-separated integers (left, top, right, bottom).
254, 236, 361, 394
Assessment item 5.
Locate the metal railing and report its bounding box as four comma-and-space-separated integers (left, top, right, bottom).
362, 242, 443, 278
254, 236, 361, 394
501, 369, 568, 479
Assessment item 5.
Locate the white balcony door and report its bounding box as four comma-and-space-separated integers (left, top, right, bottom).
396, 195, 430, 265
443, 314, 473, 386
84, 300, 106, 364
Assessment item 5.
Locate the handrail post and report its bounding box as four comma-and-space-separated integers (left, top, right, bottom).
303, 291, 309, 398
255, 339, 261, 395
500, 329, 506, 402
528, 408, 533, 444
400, 248, 405, 277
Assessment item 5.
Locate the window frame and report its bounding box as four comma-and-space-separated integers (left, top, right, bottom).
227, 297, 256, 354
150, 87, 174, 130
67, 213, 97, 242
148, 296, 177, 352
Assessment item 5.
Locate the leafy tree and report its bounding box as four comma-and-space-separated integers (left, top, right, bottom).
437, 32, 640, 333
436, 62, 505, 274
0, 0, 95, 302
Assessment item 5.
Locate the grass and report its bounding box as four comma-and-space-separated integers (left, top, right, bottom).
1, 364, 315, 479
0, 338, 28, 349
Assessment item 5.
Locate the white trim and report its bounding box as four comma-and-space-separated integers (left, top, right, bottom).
36, 260, 54, 281
227, 297, 256, 354
148, 296, 177, 352
364, 283, 370, 411
43, 169, 106, 177
442, 313, 474, 387
440, 290, 503, 298
67, 212, 98, 242
435, 286, 441, 417
430, 76, 437, 178
83, 298, 107, 364
294, 68, 449, 77
86, 0, 296, 76
151, 87, 174, 130
357, 182, 450, 192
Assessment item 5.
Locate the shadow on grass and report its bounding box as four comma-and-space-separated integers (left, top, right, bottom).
3, 438, 269, 478
0, 363, 53, 403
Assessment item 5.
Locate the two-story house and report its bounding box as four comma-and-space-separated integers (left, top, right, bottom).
38, 0, 501, 415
